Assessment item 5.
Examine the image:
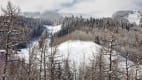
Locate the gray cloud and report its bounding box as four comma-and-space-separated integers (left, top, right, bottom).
0, 0, 142, 17
59, 0, 142, 17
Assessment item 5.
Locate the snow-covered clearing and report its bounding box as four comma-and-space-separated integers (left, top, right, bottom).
44, 25, 62, 34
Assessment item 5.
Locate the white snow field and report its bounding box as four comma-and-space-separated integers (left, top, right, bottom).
56, 40, 142, 71
126, 10, 141, 25
44, 25, 62, 34
17, 39, 142, 75
56, 40, 101, 65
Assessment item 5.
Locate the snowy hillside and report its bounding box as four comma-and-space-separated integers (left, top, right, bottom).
16, 24, 142, 76
44, 25, 62, 34
112, 10, 142, 25
126, 11, 141, 25
17, 24, 62, 62
17, 39, 142, 72
57, 40, 101, 65
15, 39, 142, 79
56, 40, 141, 70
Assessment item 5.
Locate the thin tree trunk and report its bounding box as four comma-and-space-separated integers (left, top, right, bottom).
126, 52, 129, 80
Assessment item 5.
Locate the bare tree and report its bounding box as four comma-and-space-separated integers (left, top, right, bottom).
62, 59, 73, 80
38, 30, 48, 80
0, 1, 30, 80
1, 2, 20, 80
95, 50, 106, 80
102, 32, 121, 80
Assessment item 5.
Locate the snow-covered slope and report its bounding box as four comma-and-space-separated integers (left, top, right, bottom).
17, 38, 142, 76
55, 40, 142, 77
17, 49, 29, 62
16, 24, 62, 61
112, 10, 142, 25
56, 40, 134, 68
44, 25, 62, 34
16, 24, 142, 76
16, 41, 39, 63
57, 40, 101, 65
126, 11, 141, 25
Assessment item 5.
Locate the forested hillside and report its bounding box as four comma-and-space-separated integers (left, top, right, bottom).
53, 16, 142, 63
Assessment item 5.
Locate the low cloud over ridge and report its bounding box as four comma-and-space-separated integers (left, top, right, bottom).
0, 0, 142, 17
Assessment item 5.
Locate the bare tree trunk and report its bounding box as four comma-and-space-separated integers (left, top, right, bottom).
103, 32, 116, 80
43, 45, 47, 80
28, 43, 32, 80
99, 53, 104, 80
1, 1, 28, 80
126, 52, 129, 80
39, 49, 43, 80
108, 34, 114, 80
109, 43, 112, 80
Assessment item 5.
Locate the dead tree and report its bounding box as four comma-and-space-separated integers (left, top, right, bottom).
95, 50, 106, 80
0, 1, 29, 80
1, 2, 20, 80
103, 32, 119, 80
62, 59, 73, 80
38, 30, 48, 80
108, 33, 114, 80
39, 29, 63, 80
125, 52, 130, 80
134, 55, 141, 80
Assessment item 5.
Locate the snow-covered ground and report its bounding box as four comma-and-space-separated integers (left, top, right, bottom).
54, 40, 142, 77
56, 40, 141, 70
16, 24, 62, 62
126, 10, 141, 25
57, 40, 101, 65
17, 49, 29, 62
44, 25, 62, 34
16, 24, 142, 76
16, 41, 39, 63
16, 39, 142, 75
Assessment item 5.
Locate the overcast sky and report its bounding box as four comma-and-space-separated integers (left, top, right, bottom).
0, 0, 142, 17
